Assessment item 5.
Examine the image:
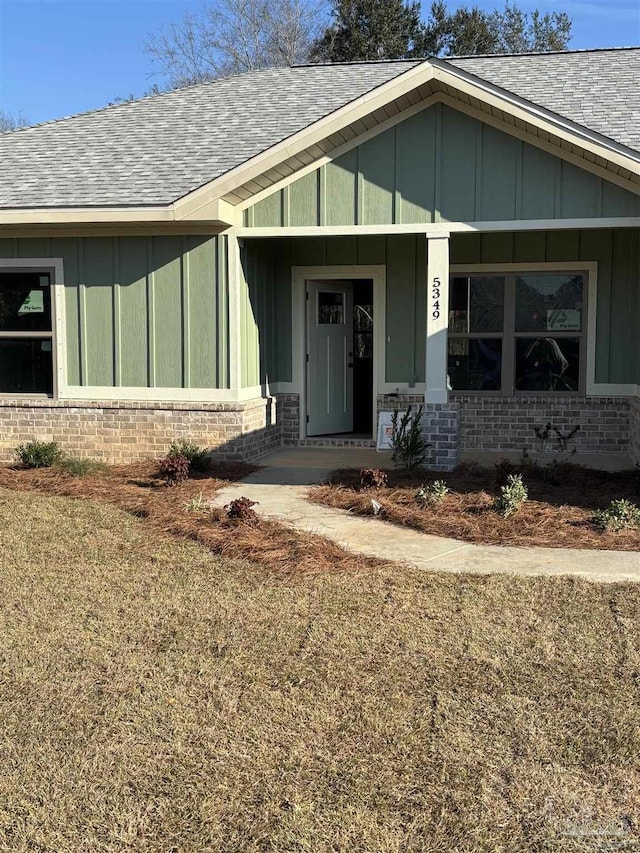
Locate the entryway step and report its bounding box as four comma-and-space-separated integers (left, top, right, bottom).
299, 438, 377, 448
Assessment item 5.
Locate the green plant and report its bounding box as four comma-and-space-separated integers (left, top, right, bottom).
360, 468, 388, 490
494, 473, 528, 518
159, 453, 190, 486
415, 480, 449, 507
16, 441, 63, 469
184, 492, 209, 513
390, 406, 430, 470
60, 458, 106, 477
168, 440, 210, 472
225, 497, 259, 522
592, 499, 640, 533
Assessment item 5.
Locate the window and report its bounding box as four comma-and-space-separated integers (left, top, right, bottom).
318, 291, 344, 325
448, 271, 585, 394
0, 271, 54, 395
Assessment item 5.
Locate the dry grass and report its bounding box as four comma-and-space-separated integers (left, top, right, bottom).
0, 488, 639, 851
310, 463, 640, 551
0, 462, 380, 578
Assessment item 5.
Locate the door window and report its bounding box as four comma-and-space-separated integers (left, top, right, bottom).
318, 291, 344, 325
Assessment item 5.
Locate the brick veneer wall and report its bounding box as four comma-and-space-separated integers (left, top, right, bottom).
278, 393, 301, 445
629, 397, 640, 465
0, 397, 280, 464
456, 396, 630, 455
378, 394, 631, 458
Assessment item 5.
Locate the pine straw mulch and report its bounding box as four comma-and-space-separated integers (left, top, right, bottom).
309, 461, 640, 552
0, 461, 383, 577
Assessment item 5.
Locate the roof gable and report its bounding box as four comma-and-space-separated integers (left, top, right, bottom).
0, 48, 638, 226
244, 101, 640, 228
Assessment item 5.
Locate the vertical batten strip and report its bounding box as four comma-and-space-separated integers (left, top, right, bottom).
78, 239, 88, 386
356, 146, 363, 226
473, 121, 483, 221
146, 237, 156, 387
112, 237, 122, 386
182, 236, 191, 388
227, 233, 242, 391
514, 140, 524, 219
319, 165, 326, 226
433, 103, 442, 223
282, 186, 290, 227
553, 160, 563, 218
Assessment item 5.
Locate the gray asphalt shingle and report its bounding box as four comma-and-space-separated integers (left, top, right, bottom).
0, 48, 637, 210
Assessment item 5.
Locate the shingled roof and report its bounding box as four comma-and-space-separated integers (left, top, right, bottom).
447, 48, 640, 153
1, 47, 638, 210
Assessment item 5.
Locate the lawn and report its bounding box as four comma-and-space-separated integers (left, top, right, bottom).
0, 488, 639, 851
310, 461, 640, 551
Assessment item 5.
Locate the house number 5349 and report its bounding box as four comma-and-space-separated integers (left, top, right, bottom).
432, 277, 441, 320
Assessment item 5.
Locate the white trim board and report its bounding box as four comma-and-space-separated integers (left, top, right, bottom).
236, 217, 640, 239
58, 385, 266, 403
291, 265, 386, 440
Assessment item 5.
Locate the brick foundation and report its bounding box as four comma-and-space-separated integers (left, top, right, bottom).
1, 392, 633, 467
456, 395, 630, 455
630, 397, 640, 465
277, 393, 301, 445
0, 397, 280, 464
378, 393, 632, 467
377, 396, 459, 470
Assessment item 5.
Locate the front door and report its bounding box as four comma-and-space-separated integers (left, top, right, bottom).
306, 280, 354, 436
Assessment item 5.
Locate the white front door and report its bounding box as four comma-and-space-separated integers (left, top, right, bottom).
306, 280, 354, 436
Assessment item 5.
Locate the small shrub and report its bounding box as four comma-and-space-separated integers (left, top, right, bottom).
391, 406, 430, 470
225, 497, 259, 522
168, 440, 210, 472
416, 480, 449, 507
159, 453, 190, 486
494, 473, 528, 518
360, 468, 388, 490
16, 441, 63, 469
184, 492, 209, 513
60, 457, 106, 477
592, 499, 640, 532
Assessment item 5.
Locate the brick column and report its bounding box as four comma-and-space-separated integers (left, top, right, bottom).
424, 234, 458, 471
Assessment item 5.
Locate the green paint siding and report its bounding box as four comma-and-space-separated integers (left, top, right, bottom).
0, 235, 230, 390
242, 229, 639, 389
244, 104, 640, 227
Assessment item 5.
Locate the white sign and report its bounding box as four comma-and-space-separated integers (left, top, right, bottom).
18, 290, 44, 315
547, 309, 580, 331
377, 411, 394, 452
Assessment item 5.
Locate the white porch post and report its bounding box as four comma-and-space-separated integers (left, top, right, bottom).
425, 235, 450, 404
423, 234, 459, 471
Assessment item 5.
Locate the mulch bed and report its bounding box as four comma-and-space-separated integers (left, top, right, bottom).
0, 461, 382, 576
309, 461, 640, 551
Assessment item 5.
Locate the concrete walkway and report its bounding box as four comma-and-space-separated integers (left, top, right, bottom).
213, 450, 640, 583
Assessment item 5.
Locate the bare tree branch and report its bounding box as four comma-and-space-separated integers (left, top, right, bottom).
145, 0, 328, 89
0, 109, 29, 133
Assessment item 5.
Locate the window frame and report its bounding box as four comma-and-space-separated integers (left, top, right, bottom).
448, 264, 590, 397
0, 260, 63, 399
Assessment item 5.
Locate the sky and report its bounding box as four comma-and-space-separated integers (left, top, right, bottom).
0, 0, 639, 126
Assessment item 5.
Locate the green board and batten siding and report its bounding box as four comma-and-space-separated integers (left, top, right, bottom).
241, 229, 640, 388
0, 235, 230, 389
245, 104, 640, 227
